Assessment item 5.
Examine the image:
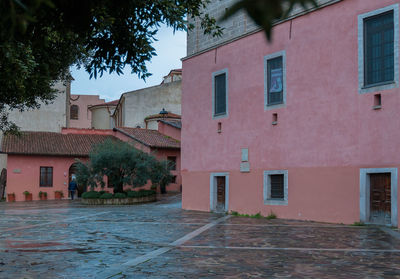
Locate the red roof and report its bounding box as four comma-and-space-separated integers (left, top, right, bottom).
89, 100, 119, 109
144, 112, 181, 121
1, 132, 116, 157
115, 127, 180, 149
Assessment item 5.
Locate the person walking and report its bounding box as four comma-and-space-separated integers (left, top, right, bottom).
68, 177, 78, 200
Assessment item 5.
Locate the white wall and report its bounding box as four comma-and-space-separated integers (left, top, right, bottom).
123, 81, 181, 129
6, 80, 70, 132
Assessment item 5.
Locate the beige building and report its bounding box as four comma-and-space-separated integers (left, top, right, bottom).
113, 69, 182, 129
88, 100, 119, 129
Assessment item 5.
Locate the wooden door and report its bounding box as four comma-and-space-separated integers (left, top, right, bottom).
216, 177, 226, 211
370, 173, 391, 225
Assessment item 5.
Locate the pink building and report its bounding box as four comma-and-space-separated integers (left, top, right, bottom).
182, 0, 400, 227
69, 94, 106, 129
1, 122, 181, 201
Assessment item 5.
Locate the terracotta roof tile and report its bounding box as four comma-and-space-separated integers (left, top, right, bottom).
144, 112, 181, 121
115, 127, 180, 149
1, 132, 116, 157
89, 99, 119, 109
160, 120, 182, 129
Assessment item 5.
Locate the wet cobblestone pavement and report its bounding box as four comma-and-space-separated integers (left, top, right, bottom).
0, 195, 400, 278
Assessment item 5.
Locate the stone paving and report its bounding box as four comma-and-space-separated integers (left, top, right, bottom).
0, 195, 400, 278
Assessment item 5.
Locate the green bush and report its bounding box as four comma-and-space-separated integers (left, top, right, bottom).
127, 189, 155, 198
82, 191, 101, 199
114, 192, 127, 199
99, 190, 107, 195
99, 193, 113, 199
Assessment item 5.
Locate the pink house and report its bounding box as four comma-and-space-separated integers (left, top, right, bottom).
1, 122, 181, 201
182, 0, 400, 227
69, 94, 106, 129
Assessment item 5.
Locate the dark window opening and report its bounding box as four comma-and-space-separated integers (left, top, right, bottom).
272, 113, 278, 125
374, 93, 382, 108
214, 73, 226, 116
171, 176, 177, 183
70, 105, 79, 120
270, 174, 284, 199
107, 176, 113, 188
167, 156, 177, 170
364, 11, 394, 86
267, 57, 283, 105
40, 167, 53, 187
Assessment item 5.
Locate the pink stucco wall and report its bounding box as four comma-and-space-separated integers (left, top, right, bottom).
6, 128, 180, 200
158, 121, 181, 141
182, 0, 400, 225
152, 148, 181, 192
69, 95, 105, 129
6, 155, 85, 201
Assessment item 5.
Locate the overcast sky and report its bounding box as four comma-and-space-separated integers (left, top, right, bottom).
70, 26, 186, 102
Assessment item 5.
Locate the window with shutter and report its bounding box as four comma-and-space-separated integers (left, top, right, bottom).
358, 4, 398, 94
364, 11, 394, 86
267, 57, 283, 105
212, 69, 228, 118
264, 51, 286, 109
70, 105, 79, 120
214, 73, 226, 115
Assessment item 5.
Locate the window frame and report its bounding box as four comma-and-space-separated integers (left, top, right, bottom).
264, 50, 287, 110
263, 170, 288, 205
167, 156, 177, 171
358, 4, 399, 94
40, 166, 53, 187
212, 68, 229, 119
70, 105, 79, 120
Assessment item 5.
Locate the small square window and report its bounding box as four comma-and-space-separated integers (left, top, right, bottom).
40, 167, 53, 187
264, 170, 288, 205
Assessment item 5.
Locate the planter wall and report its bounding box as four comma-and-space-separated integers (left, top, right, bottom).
81, 195, 156, 205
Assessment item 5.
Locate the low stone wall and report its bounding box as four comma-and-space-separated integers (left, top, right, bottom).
81, 195, 156, 205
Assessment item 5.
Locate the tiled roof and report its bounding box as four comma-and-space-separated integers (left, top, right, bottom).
144, 112, 181, 121
115, 127, 180, 149
89, 100, 119, 109
1, 132, 116, 157
160, 120, 182, 129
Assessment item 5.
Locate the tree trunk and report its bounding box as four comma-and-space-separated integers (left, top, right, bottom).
114, 182, 124, 193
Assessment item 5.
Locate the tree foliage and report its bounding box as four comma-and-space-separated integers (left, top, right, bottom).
222, 0, 317, 40
0, 0, 223, 132
75, 139, 173, 193
1, 0, 318, 132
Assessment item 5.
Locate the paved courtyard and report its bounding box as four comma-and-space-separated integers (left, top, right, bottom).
1, 195, 400, 278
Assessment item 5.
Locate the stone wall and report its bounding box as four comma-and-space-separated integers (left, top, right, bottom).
6, 80, 70, 132
122, 81, 181, 129
187, 0, 341, 57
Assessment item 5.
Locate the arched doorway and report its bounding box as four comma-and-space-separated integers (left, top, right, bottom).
0, 169, 6, 200
69, 163, 86, 197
